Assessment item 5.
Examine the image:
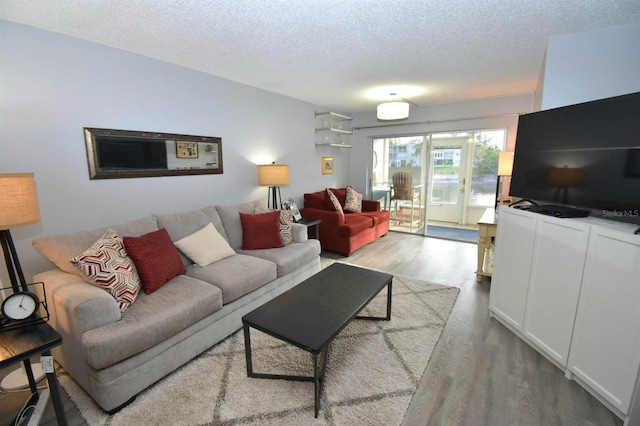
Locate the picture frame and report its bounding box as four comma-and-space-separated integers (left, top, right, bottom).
282, 198, 303, 222
322, 157, 334, 175
176, 141, 199, 159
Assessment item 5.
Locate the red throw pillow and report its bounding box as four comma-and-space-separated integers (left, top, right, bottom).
239, 211, 285, 250
123, 228, 186, 294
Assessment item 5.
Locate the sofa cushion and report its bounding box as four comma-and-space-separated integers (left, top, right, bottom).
69, 230, 141, 312
184, 254, 277, 304
174, 223, 235, 267
216, 200, 263, 250
238, 239, 321, 277
33, 216, 159, 276
326, 187, 347, 209
303, 191, 326, 210
338, 215, 375, 238
344, 186, 363, 213
255, 205, 295, 245
124, 229, 186, 294
359, 210, 391, 226
155, 206, 228, 266
81, 274, 223, 370
240, 211, 284, 250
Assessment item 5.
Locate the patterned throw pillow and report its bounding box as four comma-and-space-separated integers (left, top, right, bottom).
344, 185, 363, 213
123, 228, 186, 294
326, 189, 345, 220
327, 188, 344, 214
255, 205, 294, 245
69, 230, 140, 312
239, 211, 285, 250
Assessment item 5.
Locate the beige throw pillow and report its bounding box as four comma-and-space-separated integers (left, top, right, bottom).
174, 223, 235, 267
344, 185, 363, 213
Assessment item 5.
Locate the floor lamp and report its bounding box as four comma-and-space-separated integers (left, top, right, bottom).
0, 172, 46, 391
495, 152, 514, 209
258, 163, 290, 209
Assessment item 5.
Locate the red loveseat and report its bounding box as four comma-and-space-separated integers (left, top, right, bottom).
300, 188, 390, 256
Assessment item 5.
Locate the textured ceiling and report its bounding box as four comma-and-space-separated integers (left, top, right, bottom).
2, 1, 639, 112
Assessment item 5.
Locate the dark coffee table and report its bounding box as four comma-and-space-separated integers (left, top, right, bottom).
242, 262, 393, 417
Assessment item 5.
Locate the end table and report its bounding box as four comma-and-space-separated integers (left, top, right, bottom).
0, 322, 67, 425
297, 218, 321, 239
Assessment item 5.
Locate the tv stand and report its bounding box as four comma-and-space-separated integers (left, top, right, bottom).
490, 207, 640, 422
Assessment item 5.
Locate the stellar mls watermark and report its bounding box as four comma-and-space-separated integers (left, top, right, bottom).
602, 209, 640, 218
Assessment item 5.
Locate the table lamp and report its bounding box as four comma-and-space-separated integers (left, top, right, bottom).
495, 152, 514, 208
0, 172, 45, 391
258, 163, 289, 209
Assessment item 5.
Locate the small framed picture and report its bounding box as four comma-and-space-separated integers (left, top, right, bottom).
176, 141, 199, 158
322, 157, 334, 175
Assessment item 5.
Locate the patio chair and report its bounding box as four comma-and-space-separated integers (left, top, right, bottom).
390, 172, 422, 232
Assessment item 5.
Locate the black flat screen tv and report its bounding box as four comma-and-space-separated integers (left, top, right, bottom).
510, 91, 640, 224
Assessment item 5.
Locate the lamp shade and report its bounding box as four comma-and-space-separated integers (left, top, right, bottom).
498, 151, 514, 176
258, 164, 289, 186
377, 101, 409, 120
0, 173, 41, 230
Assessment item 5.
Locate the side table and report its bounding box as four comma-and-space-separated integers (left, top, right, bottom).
476, 207, 497, 282
0, 322, 67, 425
297, 218, 321, 239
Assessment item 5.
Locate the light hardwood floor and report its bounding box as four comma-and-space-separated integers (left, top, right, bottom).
1, 233, 622, 425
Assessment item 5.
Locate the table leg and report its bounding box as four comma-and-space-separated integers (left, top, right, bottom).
22, 358, 38, 393
243, 324, 253, 376
386, 280, 392, 320
476, 225, 486, 281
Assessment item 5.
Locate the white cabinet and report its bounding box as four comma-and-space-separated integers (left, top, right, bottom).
315, 112, 352, 148
567, 226, 640, 415
490, 207, 640, 420
489, 207, 537, 331
523, 216, 589, 366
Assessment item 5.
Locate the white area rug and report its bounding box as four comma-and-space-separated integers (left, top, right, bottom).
59, 260, 459, 425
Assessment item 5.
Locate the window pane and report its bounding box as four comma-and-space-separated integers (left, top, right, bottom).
431, 147, 461, 204
469, 130, 505, 206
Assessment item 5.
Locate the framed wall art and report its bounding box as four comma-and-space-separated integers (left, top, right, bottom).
322, 157, 334, 175
176, 141, 198, 158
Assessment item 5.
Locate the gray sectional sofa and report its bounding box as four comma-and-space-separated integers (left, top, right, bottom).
31, 201, 321, 412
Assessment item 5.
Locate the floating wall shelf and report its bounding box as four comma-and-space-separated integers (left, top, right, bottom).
315, 111, 352, 148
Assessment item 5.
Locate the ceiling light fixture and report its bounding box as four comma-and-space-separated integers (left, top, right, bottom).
377, 93, 410, 120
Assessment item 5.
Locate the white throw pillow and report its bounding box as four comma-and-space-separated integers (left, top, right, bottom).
174, 223, 235, 267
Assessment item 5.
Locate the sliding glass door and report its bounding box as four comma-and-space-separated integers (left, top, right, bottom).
371, 129, 505, 236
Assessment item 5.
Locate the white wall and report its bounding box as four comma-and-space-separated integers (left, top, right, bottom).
540, 22, 640, 109
349, 94, 535, 197
0, 20, 351, 283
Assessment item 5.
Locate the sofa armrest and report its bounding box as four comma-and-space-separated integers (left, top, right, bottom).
362, 199, 381, 212
34, 269, 122, 336
291, 223, 308, 243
